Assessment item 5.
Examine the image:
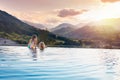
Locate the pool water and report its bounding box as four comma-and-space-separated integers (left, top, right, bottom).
0, 46, 120, 80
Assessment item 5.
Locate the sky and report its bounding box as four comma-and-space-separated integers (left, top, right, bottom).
0, 0, 120, 28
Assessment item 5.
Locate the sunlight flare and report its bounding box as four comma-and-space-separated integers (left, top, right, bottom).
76, 2, 120, 22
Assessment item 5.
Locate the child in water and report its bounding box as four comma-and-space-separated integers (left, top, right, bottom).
39, 42, 46, 50
28, 35, 38, 50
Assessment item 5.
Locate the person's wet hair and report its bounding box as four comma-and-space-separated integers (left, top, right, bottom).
31, 35, 37, 41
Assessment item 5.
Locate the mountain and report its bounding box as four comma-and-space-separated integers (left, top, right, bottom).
66, 19, 120, 40
24, 21, 46, 30
49, 18, 120, 48
51, 23, 77, 37
0, 10, 80, 45
50, 18, 120, 41
0, 11, 37, 35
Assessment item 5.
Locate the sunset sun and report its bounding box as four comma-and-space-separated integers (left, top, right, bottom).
76, 2, 120, 22
94, 2, 120, 20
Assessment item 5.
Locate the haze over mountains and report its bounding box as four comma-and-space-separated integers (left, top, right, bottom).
25, 18, 120, 40
51, 23, 77, 37
51, 18, 120, 40
24, 21, 46, 30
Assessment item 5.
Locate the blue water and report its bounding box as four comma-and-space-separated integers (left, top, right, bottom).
0, 46, 120, 80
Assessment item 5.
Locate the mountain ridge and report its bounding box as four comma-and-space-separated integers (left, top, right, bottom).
51, 18, 120, 40
51, 23, 78, 37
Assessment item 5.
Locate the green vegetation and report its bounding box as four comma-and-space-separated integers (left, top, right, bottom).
0, 31, 80, 46
0, 32, 31, 44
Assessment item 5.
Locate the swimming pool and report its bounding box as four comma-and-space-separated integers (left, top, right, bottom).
0, 46, 120, 80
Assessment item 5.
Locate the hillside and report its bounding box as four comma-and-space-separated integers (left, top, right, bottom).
0, 10, 80, 46
66, 19, 120, 40
51, 23, 77, 37
50, 19, 120, 48
51, 18, 120, 41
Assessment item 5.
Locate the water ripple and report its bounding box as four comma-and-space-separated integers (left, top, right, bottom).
0, 46, 120, 80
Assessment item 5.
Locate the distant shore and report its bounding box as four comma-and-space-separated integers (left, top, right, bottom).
0, 38, 120, 49
0, 38, 20, 46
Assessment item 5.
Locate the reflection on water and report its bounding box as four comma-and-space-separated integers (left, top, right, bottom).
30, 49, 38, 61
29, 48, 44, 61
99, 49, 120, 80
0, 46, 120, 80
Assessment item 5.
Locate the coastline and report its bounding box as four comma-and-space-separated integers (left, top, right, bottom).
0, 38, 20, 46
0, 38, 120, 49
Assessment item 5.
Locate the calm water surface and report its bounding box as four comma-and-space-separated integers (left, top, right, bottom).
0, 46, 120, 80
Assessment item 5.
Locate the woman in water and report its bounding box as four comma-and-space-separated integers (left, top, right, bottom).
28, 35, 38, 50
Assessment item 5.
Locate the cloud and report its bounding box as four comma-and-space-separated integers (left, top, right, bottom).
57, 9, 88, 17
101, 0, 120, 3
